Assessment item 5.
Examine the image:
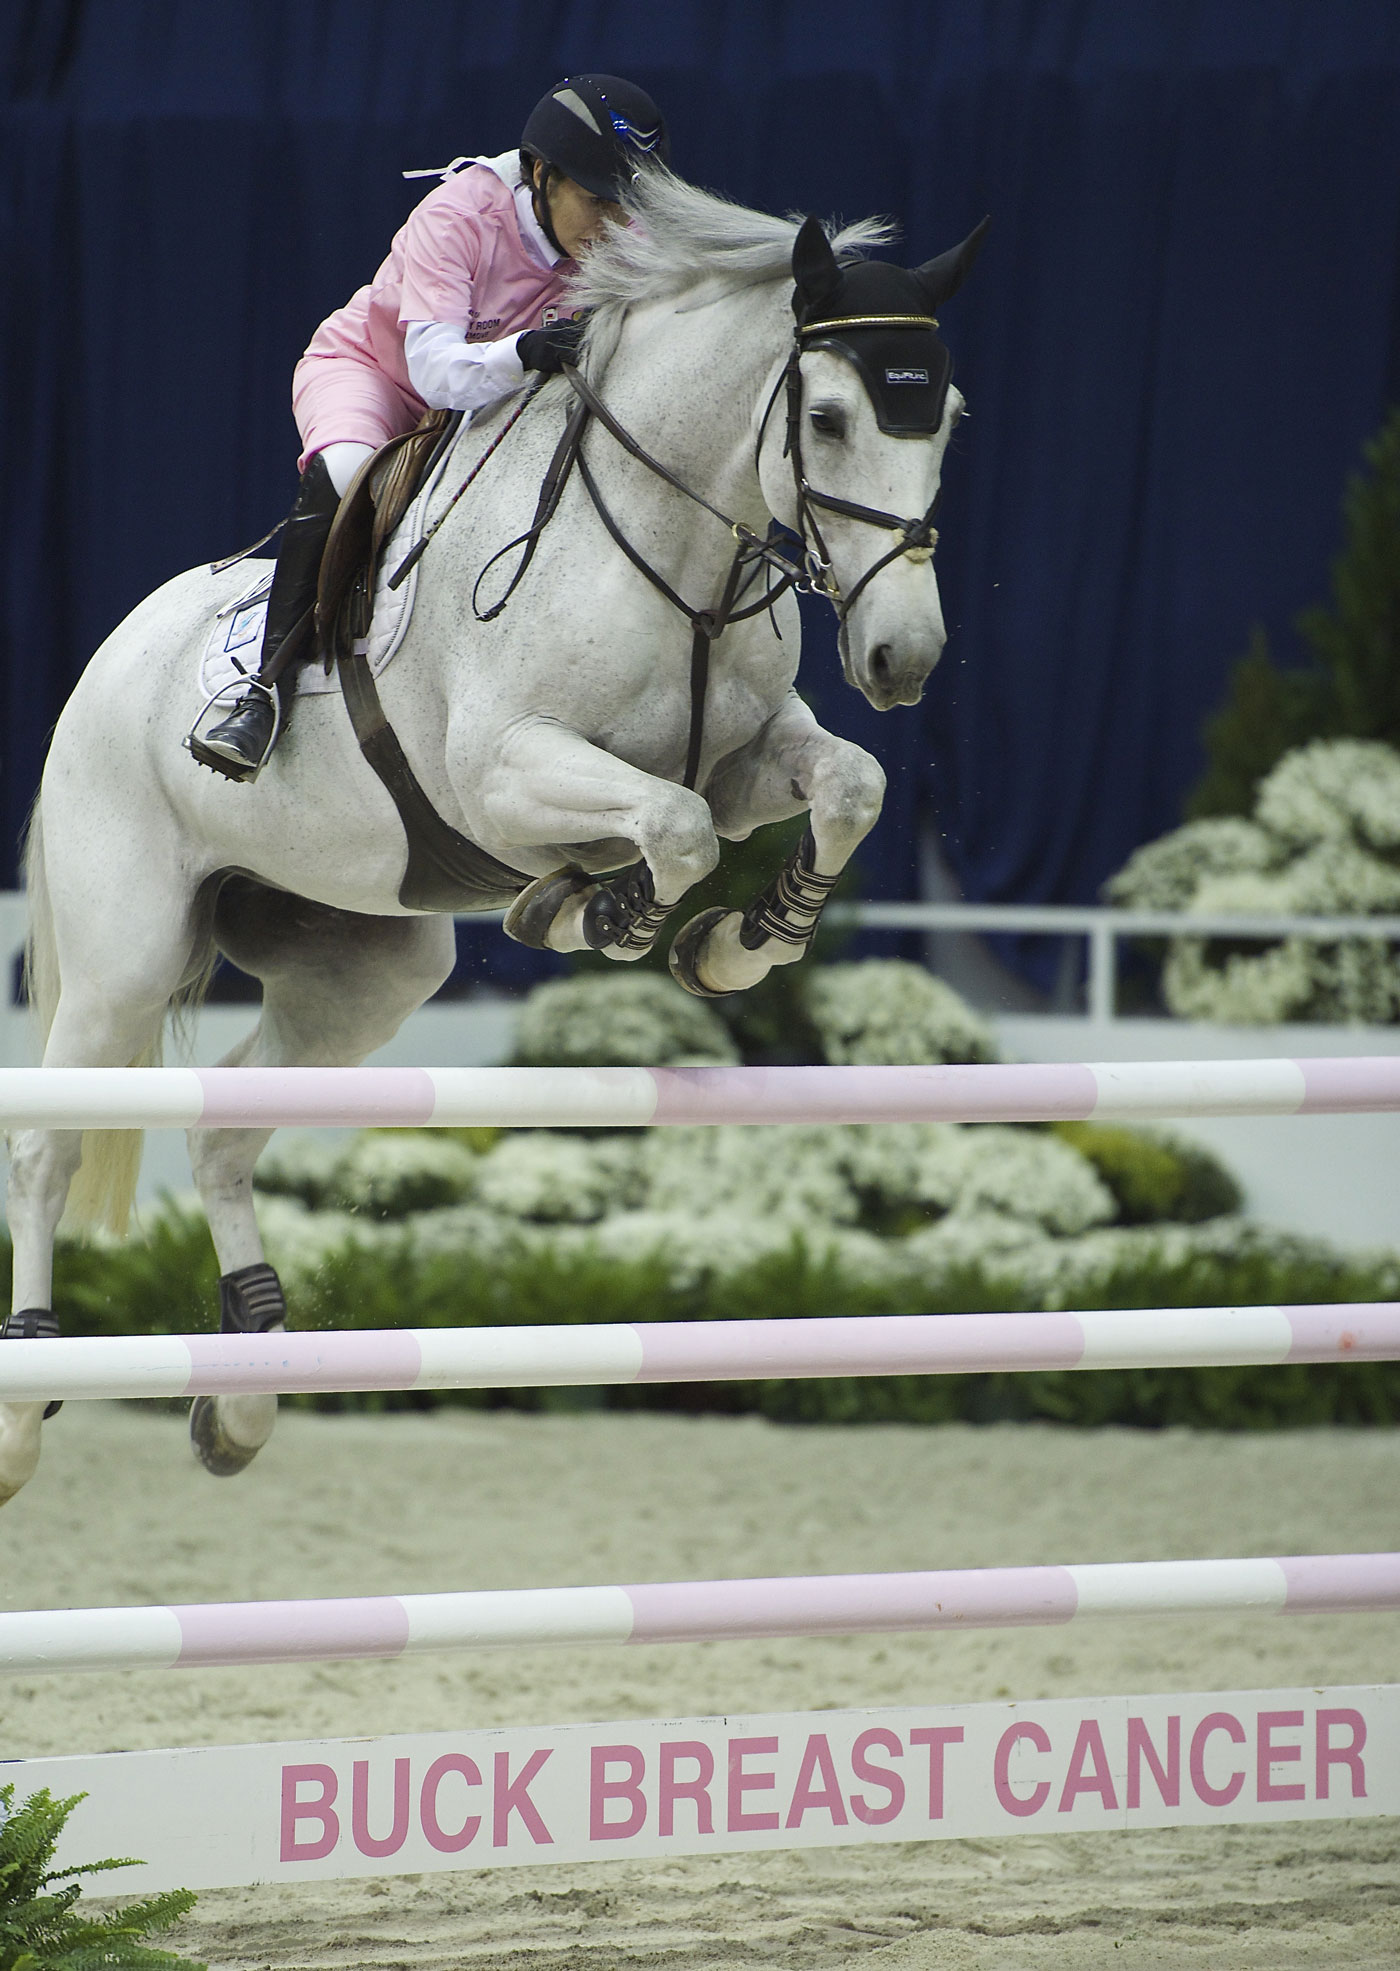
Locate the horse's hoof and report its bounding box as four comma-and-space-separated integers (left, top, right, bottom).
668, 908, 740, 998
190, 1392, 278, 1478
503, 866, 596, 949
0, 1403, 46, 1505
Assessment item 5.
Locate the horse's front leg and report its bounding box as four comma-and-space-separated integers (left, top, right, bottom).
668, 692, 885, 996
482, 722, 720, 960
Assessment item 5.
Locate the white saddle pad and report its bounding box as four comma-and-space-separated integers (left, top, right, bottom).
197, 429, 462, 709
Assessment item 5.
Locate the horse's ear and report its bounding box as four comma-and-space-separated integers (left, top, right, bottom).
791, 216, 843, 317
913, 215, 991, 310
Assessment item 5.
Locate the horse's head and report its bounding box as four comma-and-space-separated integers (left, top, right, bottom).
759, 215, 989, 710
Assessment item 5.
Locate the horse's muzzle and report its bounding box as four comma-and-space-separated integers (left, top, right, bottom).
857, 636, 941, 710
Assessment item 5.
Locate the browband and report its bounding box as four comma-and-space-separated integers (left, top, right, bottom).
797, 314, 939, 334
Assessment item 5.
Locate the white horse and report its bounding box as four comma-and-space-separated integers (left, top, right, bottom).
1, 171, 982, 1501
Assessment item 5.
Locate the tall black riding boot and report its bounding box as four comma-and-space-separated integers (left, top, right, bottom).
192, 452, 341, 781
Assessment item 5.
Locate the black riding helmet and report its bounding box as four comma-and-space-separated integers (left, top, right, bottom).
521, 74, 669, 202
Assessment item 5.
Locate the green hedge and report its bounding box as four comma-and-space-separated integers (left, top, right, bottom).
1049, 1121, 1242, 1224
5, 1211, 1398, 1432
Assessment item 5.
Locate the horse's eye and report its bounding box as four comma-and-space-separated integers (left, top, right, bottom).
809, 406, 846, 439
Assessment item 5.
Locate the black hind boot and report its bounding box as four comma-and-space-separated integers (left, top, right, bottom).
192, 453, 341, 781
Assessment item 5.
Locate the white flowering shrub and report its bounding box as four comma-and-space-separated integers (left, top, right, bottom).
253, 1131, 479, 1216
1106, 739, 1400, 1021
401, 1203, 553, 1263
512, 973, 739, 1068
324, 1132, 480, 1217
803, 960, 999, 1065
1103, 817, 1280, 911
839, 1122, 1115, 1234
579, 1208, 910, 1296
253, 1136, 347, 1209
1255, 739, 1400, 852
1000, 1216, 1345, 1311
932, 1127, 1116, 1233
1160, 939, 1309, 1024
627, 1120, 1114, 1238
900, 1208, 1054, 1283
644, 1125, 862, 1225
472, 1131, 643, 1223
1281, 841, 1400, 913
839, 1122, 964, 1217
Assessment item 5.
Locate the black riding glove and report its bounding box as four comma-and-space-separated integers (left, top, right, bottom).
517, 317, 587, 374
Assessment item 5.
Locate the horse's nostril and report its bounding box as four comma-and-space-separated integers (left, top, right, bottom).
871, 645, 893, 689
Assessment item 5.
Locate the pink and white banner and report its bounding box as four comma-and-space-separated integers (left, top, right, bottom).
8, 1684, 1395, 1893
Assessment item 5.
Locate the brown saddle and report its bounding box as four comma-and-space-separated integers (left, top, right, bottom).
315, 406, 458, 657
313, 408, 533, 914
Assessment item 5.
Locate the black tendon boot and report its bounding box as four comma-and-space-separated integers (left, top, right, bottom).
192, 452, 341, 781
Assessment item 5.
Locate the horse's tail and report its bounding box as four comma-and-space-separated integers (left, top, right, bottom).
20, 803, 219, 1240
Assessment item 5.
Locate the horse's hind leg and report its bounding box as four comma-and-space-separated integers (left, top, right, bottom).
1, 1120, 86, 1501
187, 881, 454, 1476
2, 865, 204, 1504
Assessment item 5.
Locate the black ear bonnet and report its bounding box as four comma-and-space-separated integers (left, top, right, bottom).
791, 216, 990, 437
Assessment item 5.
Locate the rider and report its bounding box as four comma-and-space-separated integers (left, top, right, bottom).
193, 73, 669, 780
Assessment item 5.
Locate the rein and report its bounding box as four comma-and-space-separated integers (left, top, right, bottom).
560, 360, 807, 790
458, 301, 944, 788
471, 362, 807, 791
386, 380, 544, 592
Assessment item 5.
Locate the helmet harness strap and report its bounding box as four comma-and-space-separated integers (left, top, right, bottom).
522, 154, 570, 261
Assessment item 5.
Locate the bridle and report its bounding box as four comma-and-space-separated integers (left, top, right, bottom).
463, 289, 950, 786
761, 314, 945, 623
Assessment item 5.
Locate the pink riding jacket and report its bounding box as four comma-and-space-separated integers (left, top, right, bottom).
292, 152, 572, 467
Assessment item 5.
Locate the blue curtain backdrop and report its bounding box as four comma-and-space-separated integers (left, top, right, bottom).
4, 3, 1400, 986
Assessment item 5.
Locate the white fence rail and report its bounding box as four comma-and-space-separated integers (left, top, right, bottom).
827, 902, 1400, 1022
5, 892, 1400, 1025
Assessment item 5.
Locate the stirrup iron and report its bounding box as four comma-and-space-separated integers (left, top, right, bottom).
187, 677, 280, 782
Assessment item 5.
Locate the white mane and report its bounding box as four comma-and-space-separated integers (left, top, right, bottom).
571, 168, 897, 326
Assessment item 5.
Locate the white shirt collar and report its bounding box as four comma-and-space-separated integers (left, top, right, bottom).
474, 148, 567, 270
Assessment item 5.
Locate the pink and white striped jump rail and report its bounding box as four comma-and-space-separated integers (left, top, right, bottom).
4, 1553, 1396, 1675
1, 1303, 1396, 1403
2, 1057, 1400, 1130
